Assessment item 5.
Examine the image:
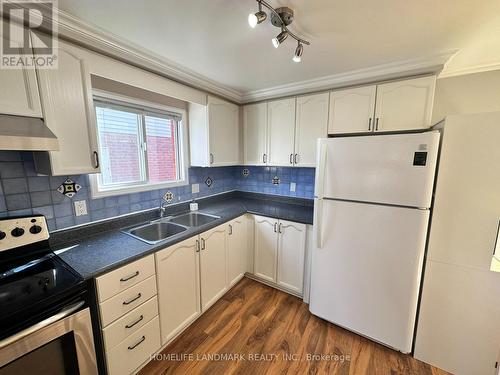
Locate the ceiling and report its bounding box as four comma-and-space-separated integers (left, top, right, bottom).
58, 0, 500, 100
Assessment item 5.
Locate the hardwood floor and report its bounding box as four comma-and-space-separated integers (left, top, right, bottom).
139, 278, 449, 375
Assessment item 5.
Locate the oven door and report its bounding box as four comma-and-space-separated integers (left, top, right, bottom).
0, 301, 97, 374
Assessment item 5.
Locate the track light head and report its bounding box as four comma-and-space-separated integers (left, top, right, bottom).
248, 2, 267, 28
292, 42, 303, 62
272, 29, 288, 48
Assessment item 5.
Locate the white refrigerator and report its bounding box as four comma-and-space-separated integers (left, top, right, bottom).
309, 131, 440, 353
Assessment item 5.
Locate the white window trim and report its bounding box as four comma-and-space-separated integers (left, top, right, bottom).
89, 90, 189, 199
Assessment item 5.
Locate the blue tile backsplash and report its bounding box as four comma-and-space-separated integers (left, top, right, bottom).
0, 151, 315, 231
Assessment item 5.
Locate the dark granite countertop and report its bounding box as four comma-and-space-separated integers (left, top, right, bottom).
54, 192, 314, 279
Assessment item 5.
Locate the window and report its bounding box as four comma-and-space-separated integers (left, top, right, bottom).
90, 95, 187, 198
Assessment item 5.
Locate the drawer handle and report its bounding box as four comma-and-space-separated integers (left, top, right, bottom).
127, 335, 146, 350
125, 315, 144, 329
123, 293, 142, 305
120, 271, 139, 282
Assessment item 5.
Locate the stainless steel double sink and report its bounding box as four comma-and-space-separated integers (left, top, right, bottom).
122, 212, 220, 244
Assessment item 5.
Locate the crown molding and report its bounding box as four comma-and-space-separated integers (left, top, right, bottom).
438, 61, 500, 79
52, 9, 244, 103
241, 50, 458, 103
22, 7, 461, 104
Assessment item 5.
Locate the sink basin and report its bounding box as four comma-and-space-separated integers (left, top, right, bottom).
124, 222, 187, 244
169, 212, 220, 227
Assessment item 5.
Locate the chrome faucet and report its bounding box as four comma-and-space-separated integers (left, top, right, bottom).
159, 199, 168, 218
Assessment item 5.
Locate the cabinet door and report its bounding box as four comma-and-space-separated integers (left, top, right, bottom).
295, 93, 329, 167
155, 237, 201, 345
0, 21, 42, 117
208, 96, 240, 166
200, 224, 227, 310
227, 217, 247, 287
253, 215, 278, 283
277, 219, 306, 294
328, 85, 376, 134
374, 75, 436, 132
243, 102, 267, 165
35, 40, 100, 175
267, 98, 296, 166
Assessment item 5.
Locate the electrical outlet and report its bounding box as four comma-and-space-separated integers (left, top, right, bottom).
192, 183, 200, 194
290, 182, 296, 192
74, 200, 88, 216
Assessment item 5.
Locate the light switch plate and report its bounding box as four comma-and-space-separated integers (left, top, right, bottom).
192, 183, 200, 194
74, 200, 88, 216
290, 182, 296, 192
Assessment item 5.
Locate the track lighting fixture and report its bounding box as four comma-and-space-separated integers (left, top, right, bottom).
248, 2, 267, 28
272, 29, 288, 48
292, 42, 303, 62
248, 0, 310, 62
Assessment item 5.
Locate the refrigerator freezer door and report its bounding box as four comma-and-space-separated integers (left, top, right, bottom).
309, 199, 430, 353
315, 132, 440, 208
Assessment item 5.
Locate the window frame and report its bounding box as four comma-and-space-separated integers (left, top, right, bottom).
89, 90, 189, 199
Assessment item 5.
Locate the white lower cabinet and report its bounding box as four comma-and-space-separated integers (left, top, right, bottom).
200, 224, 228, 310
155, 237, 201, 345
227, 217, 248, 286
277, 220, 306, 294
253, 215, 306, 295
254, 215, 279, 282
95, 254, 160, 375
106, 317, 161, 375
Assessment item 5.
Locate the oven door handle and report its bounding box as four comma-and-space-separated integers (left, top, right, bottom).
0, 300, 85, 349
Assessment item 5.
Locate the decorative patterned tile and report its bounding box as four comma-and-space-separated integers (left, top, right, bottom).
205, 177, 213, 187
57, 178, 81, 198
163, 191, 174, 203
242, 168, 250, 177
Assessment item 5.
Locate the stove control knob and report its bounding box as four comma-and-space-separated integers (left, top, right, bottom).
30, 225, 42, 234
11, 227, 25, 237
0, 231, 5, 240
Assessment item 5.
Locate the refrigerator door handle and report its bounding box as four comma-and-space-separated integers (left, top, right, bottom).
314, 198, 324, 249
315, 139, 328, 199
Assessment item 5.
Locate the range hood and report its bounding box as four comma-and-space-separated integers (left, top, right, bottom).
0, 115, 59, 151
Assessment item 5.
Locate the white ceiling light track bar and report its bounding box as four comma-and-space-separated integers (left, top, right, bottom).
248, 0, 310, 63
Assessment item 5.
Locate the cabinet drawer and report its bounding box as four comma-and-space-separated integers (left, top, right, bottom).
96, 255, 155, 302
103, 296, 159, 351
100, 276, 157, 327
106, 316, 161, 375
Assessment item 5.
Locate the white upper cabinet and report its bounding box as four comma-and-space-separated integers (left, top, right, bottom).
328, 76, 436, 135
243, 102, 267, 165
267, 98, 296, 166
34, 40, 100, 175
253, 215, 278, 283
295, 93, 329, 167
199, 224, 228, 311
328, 85, 376, 134
189, 96, 240, 167
0, 21, 42, 118
374, 75, 436, 132
277, 219, 306, 294
155, 237, 201, 345
227, 216, 247, 287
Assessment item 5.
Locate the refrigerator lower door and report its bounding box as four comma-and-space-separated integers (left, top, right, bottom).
310, 199, 430, 353
315, 132, 440, 208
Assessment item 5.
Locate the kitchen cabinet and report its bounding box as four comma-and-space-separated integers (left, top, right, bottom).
0, 21, 42, 118
254, 215, 279, 282
189, 96, 240, 167
33, 39, 100, 175
276, 219, 306, 294
243, 102, 267, 165
200, 223, 228, 310
227, 217, 247, 287
267, 98, 296, 166
374, 75, 436, 132
328, 75, 435, 135
294, 93, 329, 166
253, 215, 306, 294
328, 85, 376, 134
155, 237, 201, 345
